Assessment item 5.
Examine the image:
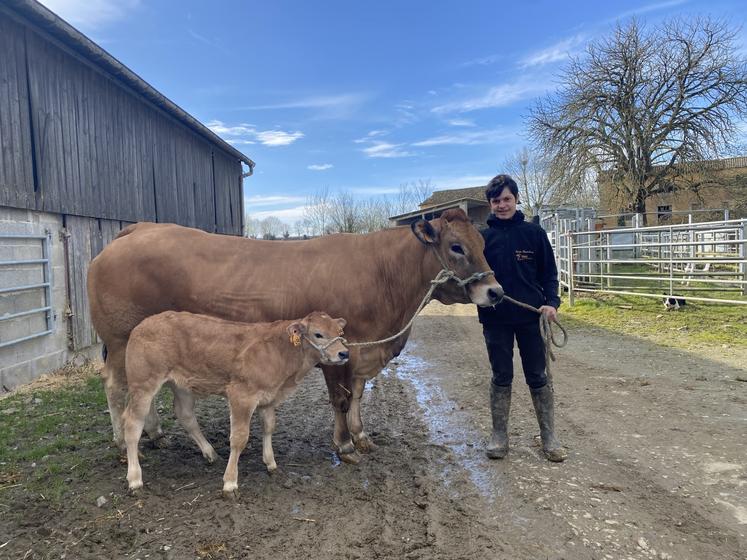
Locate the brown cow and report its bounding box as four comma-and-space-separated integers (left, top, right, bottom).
88, 209, 503, 463
123, 310, 349, 496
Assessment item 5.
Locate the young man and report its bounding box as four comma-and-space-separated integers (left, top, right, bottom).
479, 174, 567, 462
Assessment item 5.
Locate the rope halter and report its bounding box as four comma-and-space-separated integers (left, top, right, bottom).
429, 247, 495, 288
303, 334, 349, 362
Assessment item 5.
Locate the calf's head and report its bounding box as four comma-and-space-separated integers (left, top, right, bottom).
287, 312, 350, 365
411, 208, 503, 306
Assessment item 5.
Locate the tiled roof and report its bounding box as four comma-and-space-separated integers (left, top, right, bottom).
420, 186, 487, 207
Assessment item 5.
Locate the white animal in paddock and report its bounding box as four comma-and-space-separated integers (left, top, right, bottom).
122, 310, 349, 497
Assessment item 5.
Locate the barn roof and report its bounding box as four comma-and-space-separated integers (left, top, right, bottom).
420, 186, 487, 207
4, 0, 255, 174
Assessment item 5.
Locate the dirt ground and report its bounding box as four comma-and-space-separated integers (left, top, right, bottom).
1, 302, 746, 560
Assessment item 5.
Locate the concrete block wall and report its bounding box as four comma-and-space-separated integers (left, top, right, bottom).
0, 207, 71, 391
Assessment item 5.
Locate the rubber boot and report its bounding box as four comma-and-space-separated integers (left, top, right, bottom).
530, 384, 567, 462
486, 384, 511, 459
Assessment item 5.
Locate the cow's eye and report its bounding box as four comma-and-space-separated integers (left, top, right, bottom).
450, 244, 464, 255
315, 333, 323, 339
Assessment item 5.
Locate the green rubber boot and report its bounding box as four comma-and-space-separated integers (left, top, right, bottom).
486, 384, 511, 459
530, 384, 567, 462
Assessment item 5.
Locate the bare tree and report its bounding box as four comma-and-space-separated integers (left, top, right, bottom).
293, 220, 308, 238
303, 187, 332, 236
393, 179, 435, 215
529, 17, 747, 223
328, 190, 360, 233
503, 148, 560, 216
244, 214, 262, 238
259, 216, 284, 240
358, 197, 393, 232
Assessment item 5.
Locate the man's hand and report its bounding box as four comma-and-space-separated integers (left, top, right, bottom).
539, 305, 558, 323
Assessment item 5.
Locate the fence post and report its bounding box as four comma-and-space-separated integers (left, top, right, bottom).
567, 233, 575, 306
740, 220, 746, 296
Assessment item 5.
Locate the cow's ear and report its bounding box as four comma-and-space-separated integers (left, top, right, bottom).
411, 219, 439, 245
335, 318, 347, 330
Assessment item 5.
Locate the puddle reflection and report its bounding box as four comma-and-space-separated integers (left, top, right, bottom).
383, 346, 505, 500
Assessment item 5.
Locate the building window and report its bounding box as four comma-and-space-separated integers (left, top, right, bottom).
657, 205, 672, 222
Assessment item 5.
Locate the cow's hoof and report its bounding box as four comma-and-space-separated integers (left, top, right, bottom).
222, 488, 240, 501
266, 463, 277, 474
338, 451, 361, 465
354, 435, 378, 454
335, 441, 356, 456
128, 484, 143, 496
203, 448, 218, 464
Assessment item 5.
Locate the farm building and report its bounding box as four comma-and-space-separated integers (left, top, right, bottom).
389, 186, 491, 228
0, 0, 254, 391
598, 156, 747, 226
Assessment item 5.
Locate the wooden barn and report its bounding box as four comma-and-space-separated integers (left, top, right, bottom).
0, 0, 255, 390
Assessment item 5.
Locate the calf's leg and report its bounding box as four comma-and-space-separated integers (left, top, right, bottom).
123, 387, 159, 491
223, 395, 257, 499
172, 386, 217, 463
259, 407, 277, 473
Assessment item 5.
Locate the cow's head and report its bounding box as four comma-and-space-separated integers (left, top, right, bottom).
289, 312, 350, 365
411, 209, 503, 306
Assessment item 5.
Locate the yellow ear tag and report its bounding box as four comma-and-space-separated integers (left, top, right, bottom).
290, 333, 301, 347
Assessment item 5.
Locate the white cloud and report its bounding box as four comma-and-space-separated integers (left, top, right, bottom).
207, 120, 303, 147
255, 130, 304, 147
354, 130, 388, 143
519, 34, 586, 68
432, 81, 549, 114
250, 206, 307, 223
38, 0, 140, 28
245, 195, 306, 208
412, 128, 517, 147
308, 164, 333, 171
447, 119, 476, 127
361, 142, 414, 159
614, 0, 688, 19
244, 94, 366, 111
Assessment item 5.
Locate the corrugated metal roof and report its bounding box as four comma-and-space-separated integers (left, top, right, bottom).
4, 0, 255, 173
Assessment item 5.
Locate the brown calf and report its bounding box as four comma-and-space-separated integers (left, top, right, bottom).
122, 311, 349, 497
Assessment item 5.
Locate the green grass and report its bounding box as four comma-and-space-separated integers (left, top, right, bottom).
561, 292, 747, 350
0, 367, 173, 503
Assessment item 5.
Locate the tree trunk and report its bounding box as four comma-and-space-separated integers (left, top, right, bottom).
634, 188, 647, 226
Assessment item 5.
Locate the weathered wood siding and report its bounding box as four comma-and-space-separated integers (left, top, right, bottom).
64, 216, 130, 350
0, 15, 36, 209
0, 7, 244, 235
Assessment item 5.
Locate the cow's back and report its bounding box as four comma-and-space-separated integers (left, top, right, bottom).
88, 223, 223, 345
87, 222, 407, 350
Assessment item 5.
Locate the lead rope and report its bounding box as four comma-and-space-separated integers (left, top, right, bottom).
343, 248, 567, 381
499, 295, 567, 381
347, 248, 494, 348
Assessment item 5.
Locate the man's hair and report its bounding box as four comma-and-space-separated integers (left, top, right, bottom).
485, 174, 519, 201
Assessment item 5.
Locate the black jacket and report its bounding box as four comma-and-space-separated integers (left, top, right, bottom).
478, 211, 561, 325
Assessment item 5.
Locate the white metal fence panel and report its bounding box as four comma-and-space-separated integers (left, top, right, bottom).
550, 218, 747, 306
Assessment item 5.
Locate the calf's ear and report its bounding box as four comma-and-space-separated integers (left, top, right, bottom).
287, 322, 307, 338
411, 219, 439, 245
335, 318, 347, 330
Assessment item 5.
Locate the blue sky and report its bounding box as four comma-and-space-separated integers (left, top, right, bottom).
39, 0, 747, 226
